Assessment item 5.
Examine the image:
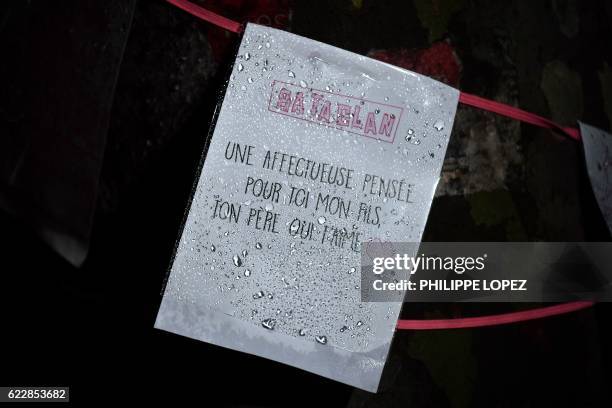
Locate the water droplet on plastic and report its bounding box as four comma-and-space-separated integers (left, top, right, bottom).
340, 325, 348, 333
298, 328, 307, 336
356, 320, 363, 327
232, 254, 243, 267
299, 80, 307, 88
210, 245, 216, 252
288, 70, 296, 78
244, 269, 251, 277
317, 216, 326, 225
253, 291, 264, 299
315, 335, 328, 345
237, 63, 244, 72
255, 242, 263, 249
261, 318, 276, 330
265, 42, 270, 48
242, 249, 248, 257
244, 52, 251, 60
349, 267, 356, 274
433, 120, 445, 131
248, 77, 254, 83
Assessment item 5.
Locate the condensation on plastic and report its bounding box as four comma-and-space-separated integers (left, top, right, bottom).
155, 23, 459, 392
580, 122, 612, 234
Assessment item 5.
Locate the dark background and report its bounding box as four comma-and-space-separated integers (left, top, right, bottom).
1, 0, 612, 406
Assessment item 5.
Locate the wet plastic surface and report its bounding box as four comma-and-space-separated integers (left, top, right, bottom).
156, 23, 458, 391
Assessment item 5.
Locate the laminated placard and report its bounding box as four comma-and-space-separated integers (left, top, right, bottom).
580, 122, 612, 234
155, 23, 459, 391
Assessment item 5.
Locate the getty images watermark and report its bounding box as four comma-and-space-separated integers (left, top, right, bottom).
371, 251, 528, 291
361, 242, 612, 302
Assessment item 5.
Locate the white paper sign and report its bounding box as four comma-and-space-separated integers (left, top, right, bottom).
580, 121, 612, 234
155, 23, 459, 391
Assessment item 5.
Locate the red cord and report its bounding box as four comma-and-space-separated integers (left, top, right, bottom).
165, 0, 594, 329
396, 301, 594, 330
459, 92, 581, 141
165, 0, 243, 33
